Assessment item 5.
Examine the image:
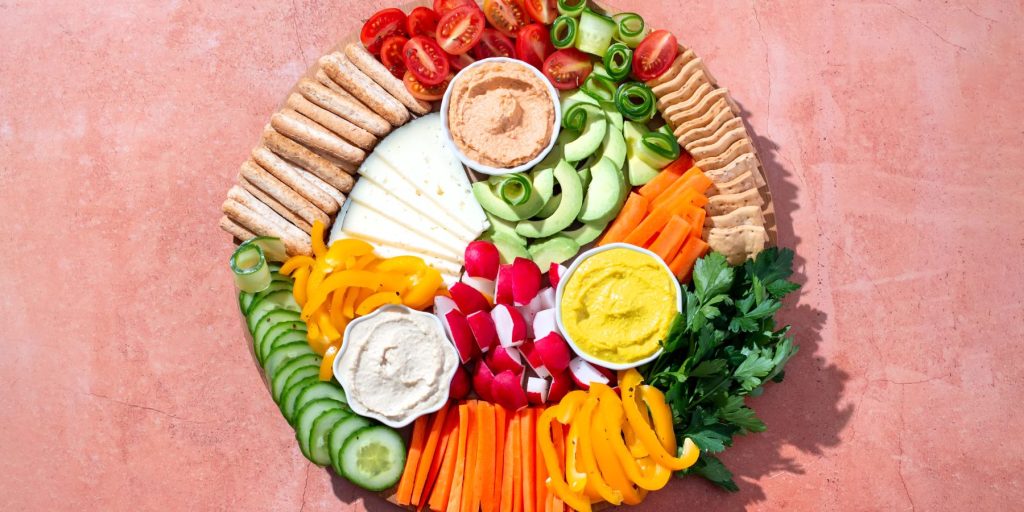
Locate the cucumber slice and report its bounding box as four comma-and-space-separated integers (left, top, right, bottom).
262, 329, 309, 367
241, 273, 290, 316
576, 9, 616, 56
239, 291, 254, 315
264, 342, 314, 382
254, 310, 302, 362
308, 409, 351, 466
294, 399, 346, 462
246, 289, 300, 333
270, 354, 321, 403
246, 280, 292, 315
340, 425, 406, 491
294, 382, 349, 420
281, 377, 319, 422
329, 416, 373, 476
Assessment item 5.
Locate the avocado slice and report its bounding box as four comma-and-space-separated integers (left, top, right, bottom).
472, 168, 554, 221
483, 210, 528, 246
536, 193, 562, 219
596, 120, 627, 170
624, 120, 661, 186
578, 157, 626, 224
515, 160, 584, 239
564, 220, 609, 247
600, 100, 624, 132
563, 111, 607, 163
490, 232, 530, 264
528, 236, 581, 269
578, 167, 591, 190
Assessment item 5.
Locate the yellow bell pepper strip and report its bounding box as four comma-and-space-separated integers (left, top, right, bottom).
403, 267, 443, 310
341, 287, 361, 319
379, 272, 412, 294
301, 270, 384, 320
355, 291, 402, 316
638, 385, 699, 470
323, 238, 374, 268
319, 341, 341, 381
316, 309, 342, 341
280, 255, 315, 276
376, 255, 427, 274
589, 384, 644, 505
622, 416, 650, 459
620, 369, 692, 470
330, 289, 347, 327
306, 317, 331, 356
306, 260, 332, 304
537, 392, 591, 512
291, 266, 311, 307
351, 253, 377, 270
575, 395, 622, 505
591, 384, 670, 491
311, 220, 328, 258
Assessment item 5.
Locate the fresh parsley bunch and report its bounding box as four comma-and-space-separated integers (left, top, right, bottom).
643, 247, 801, 491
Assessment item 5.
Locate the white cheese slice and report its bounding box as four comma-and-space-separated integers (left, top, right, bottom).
341, 201, 461, 261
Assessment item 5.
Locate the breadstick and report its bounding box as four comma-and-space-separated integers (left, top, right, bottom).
238, 173, 313, 234
221, 198, 311, 256
299, 78, 391, 137
219, 215, 255, 241
316, 69, 347, 95
320, 52, 409, 127
239, 158, 329, 228
251, 145, 339, 215
262, 126, 355, 193
271, 109, 365, 166
296, 167, 347, 208
286, 93, 377, 150
344, 43, 431, 115
227, 185, 302, 236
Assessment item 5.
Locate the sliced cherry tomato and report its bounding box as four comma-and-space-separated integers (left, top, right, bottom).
360, 8, 408, 55
632, 29, 679, 81
473, 28, 516, 59
403, 35, 451, 86
482, 0, 530, 38
379, 35, 410, 78
523, 0, 558, 24
542, 48, 593, 90
407, 7, 440, 38
404, 70, 452, 101
515, 23, 554, 69
436, 5, 486, 55
448, 52, 476, 71
433, 0, 477, 15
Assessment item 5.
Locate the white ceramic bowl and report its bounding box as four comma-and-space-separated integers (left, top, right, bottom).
554, 243, 683, 371
440, 57, 562, 176
333, 304, 459, 428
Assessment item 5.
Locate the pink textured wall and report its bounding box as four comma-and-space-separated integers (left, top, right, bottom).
1, 1, 1022, 510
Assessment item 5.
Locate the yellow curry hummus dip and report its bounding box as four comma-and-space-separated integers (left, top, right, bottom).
560, 247, 678, 364
447, 60, 555, 168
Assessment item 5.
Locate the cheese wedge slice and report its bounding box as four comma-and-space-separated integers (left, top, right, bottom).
341, 201, 461, 261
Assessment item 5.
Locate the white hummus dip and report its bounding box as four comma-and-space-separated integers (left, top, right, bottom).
337, 306, 457, 424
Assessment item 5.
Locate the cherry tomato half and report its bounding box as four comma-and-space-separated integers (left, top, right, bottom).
436, 5, 486, 55
407, 7, 440, 38
433, 0, 477, 15
360, 8, 408, 55
379, 35, 409, 78
632, 29, 679, 81
403, 35, 451, 86
482, 0, 530, 38
404, 70, 452, 101
473, 28, 516, 59
542, 48, 593, 90
523, 0, 558, 24
515, 23, 554, 69
448, 52, 476, 71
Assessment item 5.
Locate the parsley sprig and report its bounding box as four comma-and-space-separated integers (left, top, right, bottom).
643, 247, 801, 491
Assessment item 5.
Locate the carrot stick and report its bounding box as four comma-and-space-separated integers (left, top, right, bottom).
534, 408, 547, 512
598, 192, 649, 246
651, 166, 702, 209
648, 215, 691, 262
420, 410, 459, 511
475, 403, 497, 512
397, 414, 430, 505
683, 206, 706, 236
521, 409, 537, 512
492, 406, 508, 511
444, 403, 472, 512
411, 404, 451, 506
501, 413, 519, 512
624, 205, 672, 247
670, 236, 710, 282
637, 160, 685, 200
459, 401, 479, 512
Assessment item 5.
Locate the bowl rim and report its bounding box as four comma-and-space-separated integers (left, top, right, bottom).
439, 56, 562, 176
333, 304, 459, 428
554, 243, 683, 371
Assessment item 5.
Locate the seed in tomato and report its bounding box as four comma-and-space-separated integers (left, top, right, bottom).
403, 35, 451, 86
632, 30, 679, 81
436, 5, 486, 55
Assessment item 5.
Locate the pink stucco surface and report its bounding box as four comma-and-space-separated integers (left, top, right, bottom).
1, 1, 1022, 510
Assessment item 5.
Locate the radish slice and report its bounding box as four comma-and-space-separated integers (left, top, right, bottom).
511, 257, 542, 306
548, 370, 572, 402
526, 377, 550, 405
494, 264, 514, 305
486, 345, 525, 375
434, 296, 458, 320
569, 357, 610, 390
449, 282, 491, 315
537, 287, 556, 310
449, 365, 471, 400
491, 304, 527, 347
465, 241, 500, 280
520, 340, 551, 379
467, 310, 499, 353
549, 263, 567, 289
594, 364, 616, 386
532, 308, 559, 340
472, 361, 496, 402
460, 274, 496, 299
492, 370, 529, 411
518, 293, 546, 338
534, 332, 571, 373
443, 310, 478, 363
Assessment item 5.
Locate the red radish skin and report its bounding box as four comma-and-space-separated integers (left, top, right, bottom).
511, 257, 542, 306
491, 370, 529, 411
472, 361, 497, 402
568, 357, 610, 390
491, 304, 527, 347
467, 310, 499, 353
486, 345, 525, 375
519, 340, 551, 378
449, 364, 471, 400
532, 308, 559, 340
525, 377, 550, 405
548, 370, 572, 402
549, 263, 567, 289
533, 332, 571, 373
444, 310, 478, 363
494, 264, 515, 305
594, 364, 616, 386
536, 287, 556, 310
460, 274, 496, 299
434, 295, 459, 321
449, 281, 491, 314
464, 241, 500, 279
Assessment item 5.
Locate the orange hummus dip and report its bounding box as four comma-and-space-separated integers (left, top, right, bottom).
447, 60, 555, 168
